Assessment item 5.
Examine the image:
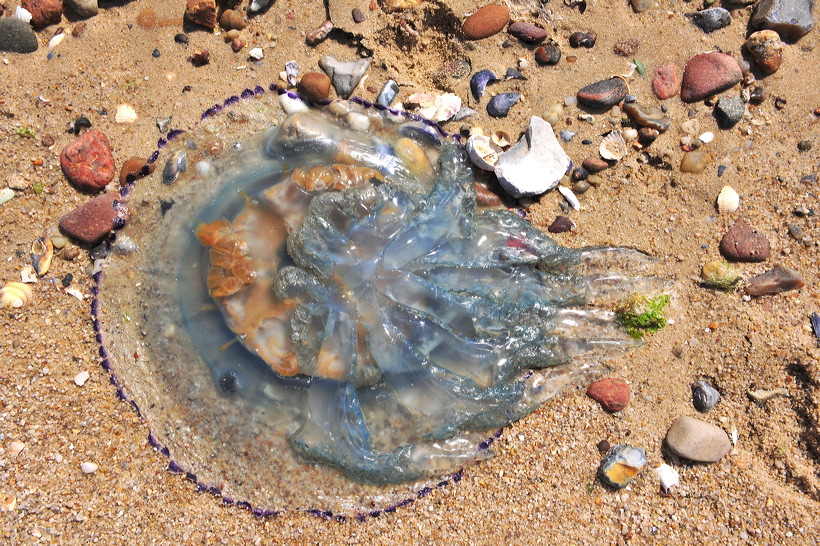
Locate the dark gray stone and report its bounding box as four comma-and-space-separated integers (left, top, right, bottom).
751, 0, 816, 41
692, 380, 720, 412
695, 7, 733, 32
318, 55, 371, 99
577, 78, 628, 109
714, 96, 745, 128
0, 18, 39, 54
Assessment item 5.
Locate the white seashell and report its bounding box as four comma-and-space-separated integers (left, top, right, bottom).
491, 130, 512, 148
65, 287, 84, 301
557, 185, 580, 210
717, 185, 739, 214
430, 93, 462, 123
698, 131, 715, 144
249, 48, 264, 61
0, 188, 14, 206
654, 464, 680, 493
405, 92, 436, 109
48, 32, 65, 51
20, 265, 37, 284
599, 130, 627, 161
16, 6, 33, 24
1, 281, 32, 308
74, 370, 90, 386
80, 462, 98, 474
466, 134, 502, 171
115, 104, 137, 124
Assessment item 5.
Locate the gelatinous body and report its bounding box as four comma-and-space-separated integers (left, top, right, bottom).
97, 93, 663, 515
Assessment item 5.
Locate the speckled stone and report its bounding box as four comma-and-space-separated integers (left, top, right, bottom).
714, 96, 745, 128
577, 78, 628, 108
59, 192, 128, 245
587, 377, 630, 412
680, 52, 742, 103
665, 416, 731, 462
60, 130, 116, 193
750, 0, 816, 41
0, 18, 39, 54
462, 5, 510, 40
719, 219, 770, 262
694, 7, 732, 33
535, 44, 561, 65
746, 30, 785, 74
651, 62, 680, 100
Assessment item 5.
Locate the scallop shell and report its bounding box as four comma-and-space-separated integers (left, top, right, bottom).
115, 104, 137, 124
599, 130, 627, 161
466, 134, 503, 171
1, 281, 33, 309
491, 130, 512, 148
717, 185, 739, 214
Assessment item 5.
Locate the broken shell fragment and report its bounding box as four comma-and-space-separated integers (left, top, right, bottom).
430, 93, 462, 123
491, 130, 512, 148
599, 130, 627, 161
115, 104, 137, 124
31, 236, 54, 276
598, 444, 647, 488
1, 281, 33, 309
466, 134, 503, 171
716, 185, 739, 214
654, 463, 680, 493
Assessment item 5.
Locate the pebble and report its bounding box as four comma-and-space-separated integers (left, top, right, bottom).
60, 130, 116, 193
719, 219, 770, 262
750, 0, 816, 41
714, 96, 745, 128
119, 157, 154, 185
586, 377, 630, 412
462, 4, 510, 40
74, 370, 90, 386
487, 92, 520, 118
694, 7, 732, 33
692, 380, 721, 412
219, 9, 247, 31
507, 22, 547, 43
680, 52, 742, 103
613, 39, 640, 57
631, 0, 653, 12
597, 445, 647, 488
745, 266, 805, 296
535, 44, 562, 65
638, 127, 659, 144
298, 72, 332, 102
548, 216, 574, 233
622, 102, 671, 132
185, 0, 216, 28
306, 20, 333, 46
21, 0, 63, 28
0, 188, 15, 206
80, 462, 99, 474
651, 62, 680, 100
59, 192, 127, 245
318, 55, 370, 99
746, 30, 784, 75
569, 32, 597, 48
352, 8, 365, 23
679, 149, 710, 174
0, 18, 39, 54
582, 156, 610, 173
577, 77, 628, 109
666, 416, 731, 462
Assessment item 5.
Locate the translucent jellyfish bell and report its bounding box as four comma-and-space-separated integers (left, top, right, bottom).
95, 87, 666, 517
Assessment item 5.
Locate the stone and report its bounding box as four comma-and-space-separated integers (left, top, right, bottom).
665, 416, 732, 462
21, 0, 63, 29
535, 44, 561, 65
691, 380, 721, 412
613, 39, 640, 57
298, 72, 332, 102
631, 0, 653, 12
746, 30, 784, 74
598, 445, 647, 488
714, 96, 745, 128
750, 0, 815, 41
582, 156, 610, 173
745, 266, 805, 296
64, 0, 98, 18
186, 0, 217, 29
547, 216, 573, 233
462, 5, 509, 40
680, 52, 742, 103
680, 150, 710, 173
694, 7, 732, 33
60, 130, 116, 193
507, 22, 547, 43
219, 9, 248, 31
59, 192, 128, 245
494, 116, 572, 198
318, 55, 371, 99
700, 259, 741, 290
0, 18, 39, 54
577, 78, 628, 109
719, 219, 770, 262
622, 102, 671, 132
119, 157, 154, 186
651, 62, 680, 100
587, 377, 630, 412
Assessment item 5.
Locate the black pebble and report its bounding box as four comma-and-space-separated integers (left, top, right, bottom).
572, 166, 589, 181
160, 199, 175, 216
61, 273, 73, 288
174, 33, 189, 45
71, 116, 92, 134
797, 140, 812, 152
89, 244, 109, 260
152, 48, 161, 58
581, 139, 593, 145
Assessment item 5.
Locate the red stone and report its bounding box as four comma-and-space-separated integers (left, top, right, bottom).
59, 192, 129, 245
21, 0, 63, 29
186, 0, 217, 30
587, 378, 630, 413
651, 62, 680, 100
298, 72, 332, 102
680, 52, 742, 103
719, 219, 770, 262
507, 22, 548, 43
462, 5, 509, 40
60, 130, 116, 193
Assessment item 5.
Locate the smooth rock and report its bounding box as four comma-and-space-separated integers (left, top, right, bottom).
622, 102, 671, 132
0, 18, 39, 54
638, 127, 659, 144
651, 62, 680, 100
631, 0, 653, 12
582, 156, 610, 173
719, 219, 770, 262
494, 116, 571, 198
80, 462, 98, 474
694, 7, 732, 33
21, 0, 63, 28
745, 266, 805, 296
714, 96, 745, 128
692, 380, 721, 412
568, 32, 596, 48
587, 377, 630, 412
118, 157, 154, 186
751, 0, 815, 41
59, 192, 128, 245
462, 5, 510, 40
548, 216, 574, 233
577, 78, 628, 109
598, 445, 647, 488
665, 416, 732, 462
680, 149, 710, 173
298, 72, 332, 102
535, 44, 561, 65
64, 0, 98, 18
746, 30, 785, 74
680, 52, 742, 103
60, 130, 116, 193
507, 22, 547, 43
318, 55, 371, 99
219, 9, 248, 30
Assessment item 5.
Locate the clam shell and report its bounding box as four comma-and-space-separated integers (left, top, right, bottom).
716, 185, 739, 214
1, 281, 33, 309
466, 134, 502, 171
599, 130, 627, 161
115, 104, 137, 124
491, 130, 512, 148
430, 93, 462, 123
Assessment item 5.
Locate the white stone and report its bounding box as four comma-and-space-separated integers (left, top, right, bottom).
494, 116, 571, 198
74, 370, 90, 386
249, 48, 264, 61
278, 93, 308, 115
80, 462, 98, 474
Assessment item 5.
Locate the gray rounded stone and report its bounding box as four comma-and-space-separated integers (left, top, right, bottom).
665, 416, 732, 462
0, 18, 39, 54
65, 0, 99, 18
714, 96, 745, 128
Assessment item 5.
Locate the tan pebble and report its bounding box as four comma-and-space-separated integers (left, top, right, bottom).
219, 9, 247, 31
680, 149, 710, 173
746, 30, 783, 75
9, 440, 25, 457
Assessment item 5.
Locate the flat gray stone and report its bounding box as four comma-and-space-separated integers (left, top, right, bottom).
0, 18, 39, 54
751, 0, 816, 41
318, 55, 371, 99
666, 416, 732, 462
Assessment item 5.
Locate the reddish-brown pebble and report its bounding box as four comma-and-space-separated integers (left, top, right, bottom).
534, 44, 561, 65
298, 72, 332, 102
21, 0, 63, 29
548, 216, 573, 233
744, 265, 805, 296
651, 62, 680, 100
507, 22, 548, 43
186, 0, 217, 29
219, 9, 247, 31
462, 5, 510, 40
474, 183, 503, 207
746, 30, 783, 75
680, 52, 742, 103
719, 219, 770, 262
119, 157, 154, 186
59, 192, 128, 245
587, 378, 630, 412
582, 156, 610, 173
60, 129, 116, 193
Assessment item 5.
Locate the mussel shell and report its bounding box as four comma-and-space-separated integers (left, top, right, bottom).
691, 380, 720, 412
31, 236, 54, 276
162, 150, 187, 185
470, 70, 497, 101
376, 79, 400, 107
486, 92, 520, 118
397, 121, 443, 147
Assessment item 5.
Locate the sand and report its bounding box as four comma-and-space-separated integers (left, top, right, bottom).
1, 0, 819, 543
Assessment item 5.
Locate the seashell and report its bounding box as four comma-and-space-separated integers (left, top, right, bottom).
430, 93, 462, 123
376, 79, 400, 107
285, 60, 300, 87
0, 492, 16, 512
405, 92, 436, 110
31, 236, 54, 276
599, 130, 627, 161
15, 6, 33, 24
20, 266, 37, 284
698, 131, 715, 144
397, 122, 442, 147
249, 47, 264, 61
504, 67, 527, 80
716, 185, 739, 214
487, 92, 520, 118
491, 130, 511, 148
691, 380, 720, 412
48, 31, 65, 51
470, 70, 497, 101
162, 151, 187, 185
597, 444, 647, 488
466, 134, 503, 171
654, 463, 680, 493
451, 106, 477, 121
1, 281, 33, 309
115, 104, 138, 124
0, 188, 14, 206
557, 185, 580, 210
